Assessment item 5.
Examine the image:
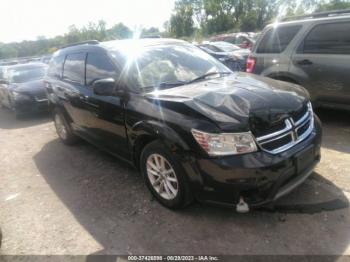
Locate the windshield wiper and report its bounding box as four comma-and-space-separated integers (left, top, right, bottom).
187, 71, 232, 84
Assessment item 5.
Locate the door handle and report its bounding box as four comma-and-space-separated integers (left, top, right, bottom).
297, 59, 313, 66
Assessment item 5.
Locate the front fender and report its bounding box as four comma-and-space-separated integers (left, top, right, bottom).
129, 120, 190, 152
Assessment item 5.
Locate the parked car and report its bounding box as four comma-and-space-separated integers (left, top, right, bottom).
197, 43, 244, 71
0, 63, 48, 117
210, 33, 255, 49
247, 9, 350, 111
40, 55, 52, 64
46, 39, 322, 211
210, 41, 251, 69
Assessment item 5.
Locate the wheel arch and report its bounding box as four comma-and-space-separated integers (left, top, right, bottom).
267, 73, 300, 85
129, 120, 190, 169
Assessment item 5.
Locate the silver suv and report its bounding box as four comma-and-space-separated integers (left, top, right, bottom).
248, 10, 350, 110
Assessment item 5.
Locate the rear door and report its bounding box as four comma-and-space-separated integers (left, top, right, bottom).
60, 52, 90, 132
291, 21, 350, 105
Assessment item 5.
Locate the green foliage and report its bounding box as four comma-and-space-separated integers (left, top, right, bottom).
0, 21, 135, 60
2, 0, 350, 60
108, 23, 133, 39
316, 0, 350, 11
141, 27, 161, 37
167, 0, 350, 38
169, 0, 195, 37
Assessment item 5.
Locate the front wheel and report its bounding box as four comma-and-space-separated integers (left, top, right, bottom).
140, 140, 193, 209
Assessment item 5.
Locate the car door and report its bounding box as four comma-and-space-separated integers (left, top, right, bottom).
83, 51, 131, 161
60, 52, 92, 133
291, 21, 350, 105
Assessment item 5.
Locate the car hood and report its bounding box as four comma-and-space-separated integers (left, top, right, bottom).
146, 73, 310, 133
10, 79, 47, 99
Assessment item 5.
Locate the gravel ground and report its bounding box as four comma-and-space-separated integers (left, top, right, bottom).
0, 107, 349, 255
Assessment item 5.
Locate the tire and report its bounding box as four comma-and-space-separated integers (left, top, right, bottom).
140, 140, 193, 209
53, 108, 79, 145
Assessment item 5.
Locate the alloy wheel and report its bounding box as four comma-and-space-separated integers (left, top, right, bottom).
146, 153, 179, 200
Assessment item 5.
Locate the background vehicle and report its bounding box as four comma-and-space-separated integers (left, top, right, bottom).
211, 41, 251, 69
247, 9, 350, 110
40, 55, 52, 64
0, 63, 48, 116
210, 33, 255, 49
46, 39, 321, 210
197, 42, 248, 71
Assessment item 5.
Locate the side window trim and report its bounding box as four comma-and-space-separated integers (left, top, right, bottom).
62, 52, 87, 85
85, 52, 118, 87
256, 25, 302, 54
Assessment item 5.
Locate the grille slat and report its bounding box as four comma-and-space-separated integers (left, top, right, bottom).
255, 102, 314, 154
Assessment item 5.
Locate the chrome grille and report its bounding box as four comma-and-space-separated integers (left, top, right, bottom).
255, 102, 314, 154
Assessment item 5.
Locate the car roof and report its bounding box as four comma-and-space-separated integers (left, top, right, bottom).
101, 38, 187, 49
55, 38, 188, 56
267, 13, 350, 28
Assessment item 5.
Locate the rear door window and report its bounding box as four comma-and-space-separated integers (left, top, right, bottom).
257, 25, 302, 53
302, 22, 350, 54
63, 53, 86, 85
85, 53, 116, 86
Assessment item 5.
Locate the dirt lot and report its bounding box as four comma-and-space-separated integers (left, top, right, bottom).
0, 107, 350, 255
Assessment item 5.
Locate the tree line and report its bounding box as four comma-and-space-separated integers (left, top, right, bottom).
0, 21, 160, 59
1, 0, 349, 59
168, 0, 350, 37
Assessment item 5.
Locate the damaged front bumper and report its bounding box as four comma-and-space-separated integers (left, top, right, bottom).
184, 115, 322, 209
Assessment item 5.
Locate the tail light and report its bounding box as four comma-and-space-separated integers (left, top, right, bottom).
246, 55, 256, 73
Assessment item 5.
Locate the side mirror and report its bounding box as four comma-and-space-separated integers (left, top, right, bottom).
92, 78, 115, 96
0, 79, 9, 85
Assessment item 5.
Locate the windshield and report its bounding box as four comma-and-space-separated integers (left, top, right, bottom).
115, 44, 230, 91
212, 42, 241, 52
200, 44, 223, 52
8, 66, 47, 83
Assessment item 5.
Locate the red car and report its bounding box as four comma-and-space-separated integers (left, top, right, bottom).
210, 33, 255, 49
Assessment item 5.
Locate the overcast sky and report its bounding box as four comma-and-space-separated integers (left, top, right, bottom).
0, 0, 175, 43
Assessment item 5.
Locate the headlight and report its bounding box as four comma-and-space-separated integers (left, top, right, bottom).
218, 57, 228, 62
12, 91, 31, 100
191, 129, 257, 156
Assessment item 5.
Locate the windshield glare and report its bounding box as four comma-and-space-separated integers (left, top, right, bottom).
8, 67, 46, 83
115, 44, 230, 91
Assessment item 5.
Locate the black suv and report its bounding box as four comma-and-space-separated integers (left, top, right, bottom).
45, 39, 322, 211
248, 10, 350, 110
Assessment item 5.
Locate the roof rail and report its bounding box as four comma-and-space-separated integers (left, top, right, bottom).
281, 9, 350, 22
60, 40, 99, 49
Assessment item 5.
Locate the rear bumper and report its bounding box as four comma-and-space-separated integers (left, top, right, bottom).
183, 115, 322, 208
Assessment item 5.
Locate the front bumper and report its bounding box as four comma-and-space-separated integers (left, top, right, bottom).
184, 115, 322, 208
14, 95, 49, 114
